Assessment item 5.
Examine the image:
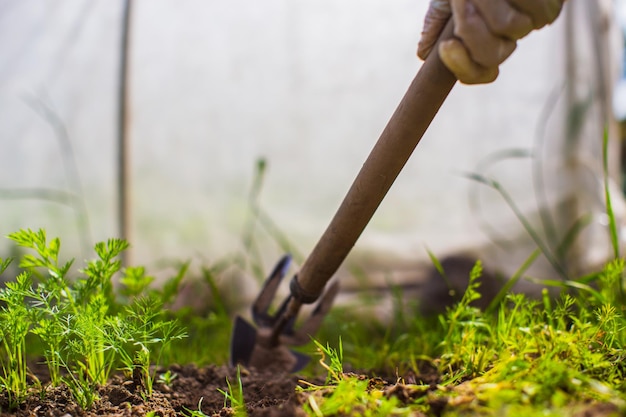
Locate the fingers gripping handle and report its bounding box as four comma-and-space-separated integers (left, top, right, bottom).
291, 20, 457, 304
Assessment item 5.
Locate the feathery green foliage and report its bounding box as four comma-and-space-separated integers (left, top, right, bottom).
0, 228, 186, 409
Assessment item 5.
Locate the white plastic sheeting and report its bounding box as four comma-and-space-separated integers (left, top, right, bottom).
0, 1, 623, 305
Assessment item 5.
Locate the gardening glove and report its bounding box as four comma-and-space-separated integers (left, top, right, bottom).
417, 0, 566, 84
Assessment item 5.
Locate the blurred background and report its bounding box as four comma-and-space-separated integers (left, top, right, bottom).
1, 0, 624, 310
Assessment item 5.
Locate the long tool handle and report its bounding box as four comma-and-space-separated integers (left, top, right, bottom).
291, 21, 457, 303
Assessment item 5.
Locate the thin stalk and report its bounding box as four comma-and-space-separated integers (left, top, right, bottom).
485, 248, 541, 314
20, 97, 92, 259
241, 159, 303, 280
532, 85, 565, 253
118, 0, 133, 266
465, 173, 568, 280
602, 128, 623, 301
241, 158, 269, 280
467, 148, 532, 247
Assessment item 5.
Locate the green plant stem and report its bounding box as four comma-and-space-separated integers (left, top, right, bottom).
485, 248, 541, 314
602, 127, 623, 302
466, 173, 569, 280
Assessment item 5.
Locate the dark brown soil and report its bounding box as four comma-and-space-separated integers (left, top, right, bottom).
0, 363, 620, 416
1, 364, 309, 417
0, 359, 448, 417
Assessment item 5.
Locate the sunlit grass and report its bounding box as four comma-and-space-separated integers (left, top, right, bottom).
298, 255, 626, 416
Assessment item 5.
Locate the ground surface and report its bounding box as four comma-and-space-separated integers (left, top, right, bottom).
1, 364, 308, 416
1, 363, 620, 416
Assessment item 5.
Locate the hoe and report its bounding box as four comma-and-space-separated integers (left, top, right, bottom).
230, 21, 457, 373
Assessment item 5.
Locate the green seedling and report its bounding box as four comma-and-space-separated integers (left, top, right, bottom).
602, 128, 624, 302
28, 287, 66, 386
65, 292, 116, 385
7, 230, 126, 386
0, 228, 188, 409
313, 338, 344, 384
0, 270, 32, 408
300, 338, 407, 416
119, 265, 154, 299
57, 352, 99, 410
158, 369, 178, 386
426, 247, 456, 297
183, 398, 210, 417
306, 256, 626, 416
485, 248, 541, 314
0, 258, 11, 275
102, 296, 186, 398
217, 365, 247, 416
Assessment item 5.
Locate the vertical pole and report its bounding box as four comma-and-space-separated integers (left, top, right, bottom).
562, 0, 621, 275
588, 0, 620, 177
118, 0, 133, 266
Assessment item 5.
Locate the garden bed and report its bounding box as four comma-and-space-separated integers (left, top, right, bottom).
6, 364, 302, 416
1, 229, 626, 416
4, 362, 622, 416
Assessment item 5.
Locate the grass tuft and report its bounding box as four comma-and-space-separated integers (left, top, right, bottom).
307, 258, 626, 416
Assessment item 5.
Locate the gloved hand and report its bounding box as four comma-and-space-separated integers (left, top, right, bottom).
417, 0, 566, 84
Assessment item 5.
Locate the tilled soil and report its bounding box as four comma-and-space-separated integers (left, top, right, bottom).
1, 363, 621, 416
2, 364, 309, 417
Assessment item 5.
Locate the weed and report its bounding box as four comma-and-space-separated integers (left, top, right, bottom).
300, 338, 405, 416
183, 397, 210, 417
217, 365, 247, 416
304, 252, 626, 416
313, 338, 343, 384
602, 128, 625, 305
158, 369, 178, 386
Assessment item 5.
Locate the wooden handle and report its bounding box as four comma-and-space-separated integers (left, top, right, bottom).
291, 21, 457, 303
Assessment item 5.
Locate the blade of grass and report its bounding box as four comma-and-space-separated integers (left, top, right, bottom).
467, 148, 533, 247
555, 213, 593, 260
241, 158, 267, 281
464, 172, 568, 280
485, 248, 541, 314
602, 127, 619, 259
425, 246, 455, 297
602, 127, 623, 301
525, 276, 605, 303
532, 85, 568, 254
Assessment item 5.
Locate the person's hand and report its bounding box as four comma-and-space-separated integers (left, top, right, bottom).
417, 0, 566, 84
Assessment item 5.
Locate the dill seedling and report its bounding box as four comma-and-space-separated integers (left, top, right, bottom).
57, 352, 99, 410
0, 270, 32, 408
103, 296, 186, 398
1, 228, 187, 407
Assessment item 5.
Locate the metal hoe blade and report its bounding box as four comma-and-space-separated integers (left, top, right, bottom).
229, 255, 339, 373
